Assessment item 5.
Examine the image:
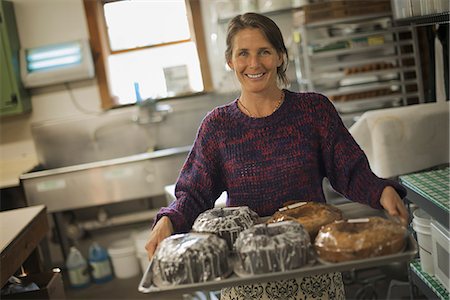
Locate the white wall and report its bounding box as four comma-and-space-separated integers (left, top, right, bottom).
1, 0, 103, 162
0, 0, 294, 165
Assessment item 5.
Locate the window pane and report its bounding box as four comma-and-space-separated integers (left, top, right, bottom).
104, 0, 190, 51
108, 42, 204, 105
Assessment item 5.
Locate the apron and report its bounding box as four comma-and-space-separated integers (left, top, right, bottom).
221, 272, 345, 300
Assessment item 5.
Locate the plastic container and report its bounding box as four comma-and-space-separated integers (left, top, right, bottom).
108, 239, 140, 279
66, 247, 90, 288
133, 230, 151, 274
412, 209, 434, 275
431, 219, 450, 292
88, 242, 113, 283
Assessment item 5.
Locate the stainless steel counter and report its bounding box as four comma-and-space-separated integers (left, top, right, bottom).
20, 146, 191, 213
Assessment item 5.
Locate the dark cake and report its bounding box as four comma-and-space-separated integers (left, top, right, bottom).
235, 221, 312, 274
151, 233, 230, 286
192, 206, 259, 250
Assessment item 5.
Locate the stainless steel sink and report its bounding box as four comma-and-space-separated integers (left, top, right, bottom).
20, 146, 191, 212
21, 93, 234, 212
20, 92, 237, 263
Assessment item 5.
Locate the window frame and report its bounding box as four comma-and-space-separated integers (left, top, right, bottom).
83, 0, 213, 109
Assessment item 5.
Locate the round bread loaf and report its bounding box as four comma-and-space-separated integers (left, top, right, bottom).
235, 221, 312, 274
192, 206, 259, 250
314, 216, 406, 263
152, 233, 230, 285
268, 202, 342, 238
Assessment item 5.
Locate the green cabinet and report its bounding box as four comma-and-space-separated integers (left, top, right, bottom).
0, 0, 30, 116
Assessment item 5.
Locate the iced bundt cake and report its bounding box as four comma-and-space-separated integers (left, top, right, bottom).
234, 221, 312, 274
192, 206, 259, 250
152, 233, 230, 285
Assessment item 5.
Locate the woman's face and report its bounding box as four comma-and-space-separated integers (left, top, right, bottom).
228, 28, 282, 94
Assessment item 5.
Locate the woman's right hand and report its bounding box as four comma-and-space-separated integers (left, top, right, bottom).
145, 216, 174, 260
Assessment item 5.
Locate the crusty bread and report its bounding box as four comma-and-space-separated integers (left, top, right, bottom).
314, 216, 406, 263
268, 202, 343, 239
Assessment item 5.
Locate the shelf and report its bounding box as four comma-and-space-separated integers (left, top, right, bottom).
322, 79, 416, 96
312, 53, 416, 72
399, 167, 450, 228
410, 259, 449, 300
311, 26, 414, 45
394, 12, 450, 27
311, 66, 416, 82
310, 40, 413, 58
305, 12, 392, 28
332, 94, 408, 114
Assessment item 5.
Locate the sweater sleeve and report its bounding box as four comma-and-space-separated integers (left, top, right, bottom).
153, 111, 225, 233
317, 94, 406, 209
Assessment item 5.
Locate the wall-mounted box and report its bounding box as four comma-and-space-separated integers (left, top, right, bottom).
20, 39, 94, 88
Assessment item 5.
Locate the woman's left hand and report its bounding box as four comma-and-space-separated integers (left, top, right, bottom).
379, 186, 409, 226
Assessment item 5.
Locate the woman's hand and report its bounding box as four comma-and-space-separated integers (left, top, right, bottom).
379, 186, 409, 226
145, 216, 174, 260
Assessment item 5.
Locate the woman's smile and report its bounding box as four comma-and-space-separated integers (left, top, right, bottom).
228, 28, 282, 94
246, 72, 265, 79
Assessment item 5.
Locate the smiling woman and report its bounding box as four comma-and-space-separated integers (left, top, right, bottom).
83, 0, 213, 109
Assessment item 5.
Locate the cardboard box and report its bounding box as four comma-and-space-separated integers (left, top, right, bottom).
2, 271, 65, 299
303, 0, 391, 23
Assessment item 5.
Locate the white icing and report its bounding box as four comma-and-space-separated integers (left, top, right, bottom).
235, 221, 311, 274
152, 233, 229, 285
192, 206, 258, 250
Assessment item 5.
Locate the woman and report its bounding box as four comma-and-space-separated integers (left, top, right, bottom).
146, 13, 408, 299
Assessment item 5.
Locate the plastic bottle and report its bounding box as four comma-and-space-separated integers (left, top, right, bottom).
66, 247, 90, 288
88, 242, 113, 283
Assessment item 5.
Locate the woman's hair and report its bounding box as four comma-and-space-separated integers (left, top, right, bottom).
225, 13, 290, 87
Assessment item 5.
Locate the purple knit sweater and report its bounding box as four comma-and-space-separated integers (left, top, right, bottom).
155, 90, 406, 233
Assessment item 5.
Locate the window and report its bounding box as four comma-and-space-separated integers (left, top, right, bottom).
83, 0, 213, 109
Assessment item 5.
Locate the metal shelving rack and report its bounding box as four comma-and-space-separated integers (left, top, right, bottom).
294, 13, 421, 126
394, 12, 450, 27
393, 12, 450, 104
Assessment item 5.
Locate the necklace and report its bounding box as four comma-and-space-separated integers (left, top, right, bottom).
238, 91, 284, 118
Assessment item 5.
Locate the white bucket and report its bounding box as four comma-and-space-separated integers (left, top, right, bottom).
133, 230, 151, 274
108, 238, 140, 279
412, 209, 434, 275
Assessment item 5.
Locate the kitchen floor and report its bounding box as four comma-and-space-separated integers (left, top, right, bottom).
64, 275, 147, 299
63, 268, 423, 300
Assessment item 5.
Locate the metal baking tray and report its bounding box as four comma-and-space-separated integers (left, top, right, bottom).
138, 202, 418, 297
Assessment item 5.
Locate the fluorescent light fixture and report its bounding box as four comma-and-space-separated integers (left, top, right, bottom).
28, 54, 82, 71
20, 40, 95, 88
27, 42, 81, 61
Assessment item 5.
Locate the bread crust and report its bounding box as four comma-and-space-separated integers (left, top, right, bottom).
267, 202, 343, 238
314, 216, 406, 262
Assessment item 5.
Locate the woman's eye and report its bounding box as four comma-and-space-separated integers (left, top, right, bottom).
260, 50, 271, 56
